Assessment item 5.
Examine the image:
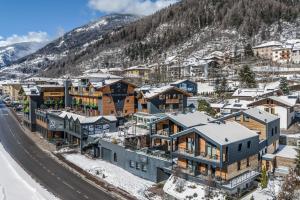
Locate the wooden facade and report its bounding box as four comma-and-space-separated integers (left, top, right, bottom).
70, 79, 136, 117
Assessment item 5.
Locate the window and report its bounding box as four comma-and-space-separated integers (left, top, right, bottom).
264, 108, 269, 112
111, 110, 114, 114
126, 99, 130, 103
136, 163, 141, 170
130, 160, 135, 168
235, 115, 241, 121
113, 153, 117, 162
271, 128, 274, 136
271, 108, 275, 114
275, 126, 278, 134
247, 141, 251, 148
238, 143, 242, 151
142, 164, 147, 172
246, 157, 250, 167
237, 161, 241, 170
244, 115, 250, 122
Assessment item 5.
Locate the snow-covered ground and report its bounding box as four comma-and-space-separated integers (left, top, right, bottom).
0, 143, 58, 200
163, 175, 225, 200
63, 153, 155, 200
242, 178, 283, 200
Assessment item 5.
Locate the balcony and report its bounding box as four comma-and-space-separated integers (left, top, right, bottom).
166, 99, 180, 104
173, 150, 221, 165
218, 170, 260, 190
177, 148, 195, 155
155, 128, 169, 137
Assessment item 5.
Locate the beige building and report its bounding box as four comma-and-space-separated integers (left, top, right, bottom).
253, 41, 282, 60
272, 46, 292, 64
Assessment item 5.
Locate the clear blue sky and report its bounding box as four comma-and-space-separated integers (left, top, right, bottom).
0, 0, 104, 38
0, 0, 177, 44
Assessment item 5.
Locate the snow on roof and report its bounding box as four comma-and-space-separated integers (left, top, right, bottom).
79, 73, 122, 80
125, 65, 150, 71
259, 81, 280, 90
164, 111, 213, 128
21, 85, 40, 96
286, 39, 300, 45
210, 103, 225, 109
223, 99, 252, 110
171, 79, 196, 85
232, 88, 277, 98
269, 96, 297, 107
253, 41, 282, 49
143, 85, 176, 99
276, 145, 297, 159
243, 107, 279, 123
293, 43, 300, 51
197, 82, 215, 93
36, 84, 64, 88
59, 111, 117, 124
193, 121, 258, 145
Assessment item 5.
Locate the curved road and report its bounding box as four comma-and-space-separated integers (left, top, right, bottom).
0, 102, 115, 200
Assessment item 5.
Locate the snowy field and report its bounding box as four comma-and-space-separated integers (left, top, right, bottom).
242, 179, 283, 200
163, 175, 225, 200
0, 143, 58, 200
64, 153, 155, 200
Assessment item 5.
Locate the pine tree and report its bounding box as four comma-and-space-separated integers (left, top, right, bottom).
279, 77, 290, 95
239, 65, 256, 88
198, 99, 216, 116
260, 166, 268, 189
220, 77, 228, 94
214, 77, 221, 96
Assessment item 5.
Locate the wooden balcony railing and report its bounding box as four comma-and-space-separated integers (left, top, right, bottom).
166, 99, 180, 104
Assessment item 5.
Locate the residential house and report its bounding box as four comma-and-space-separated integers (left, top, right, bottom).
232, 88, 282, 101
218, 108, 280, 155
249, 95, 297, 129
150, 111, 213, 152
123, 65, 152, 84
272, 46, 292, 64
137, 85, 191, 114
170, 121, 260, 193
68, 77, 136, 118
291, 43, 300, 64
170, 79, 198, 96
253, 41, 282, 59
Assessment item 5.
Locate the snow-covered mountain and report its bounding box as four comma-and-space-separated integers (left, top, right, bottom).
0, 14, 139, 78
2, 0, 300, 79
0, 42, 45, 68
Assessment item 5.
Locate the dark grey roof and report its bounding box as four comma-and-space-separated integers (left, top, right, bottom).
165, 111, 213, 128
193, 121, 258, 145
243, 107, 279, 123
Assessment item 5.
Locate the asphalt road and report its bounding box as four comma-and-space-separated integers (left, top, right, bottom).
0, 102, 115, 200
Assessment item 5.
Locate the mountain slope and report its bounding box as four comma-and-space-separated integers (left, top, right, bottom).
0, 14, 139, 77
0, 42, 45, 68
3, 0, 300, 78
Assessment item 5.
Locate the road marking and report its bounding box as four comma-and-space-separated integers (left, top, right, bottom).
62, 181, 75, 190
76, 190, 81, 194
83, 195, 89, 199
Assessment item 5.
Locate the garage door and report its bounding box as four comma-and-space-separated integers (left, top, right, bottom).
101, 147, 112, 162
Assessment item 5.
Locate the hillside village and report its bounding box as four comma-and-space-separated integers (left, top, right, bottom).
2, 38, 300, 199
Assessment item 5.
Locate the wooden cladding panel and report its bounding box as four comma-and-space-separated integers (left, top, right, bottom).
226, 154, 258, 180
122, 96, 135, 116
226, 115, 267, 140
36, 119, 48, 129
102, 95, 116, 115
200, 138, 206, 153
